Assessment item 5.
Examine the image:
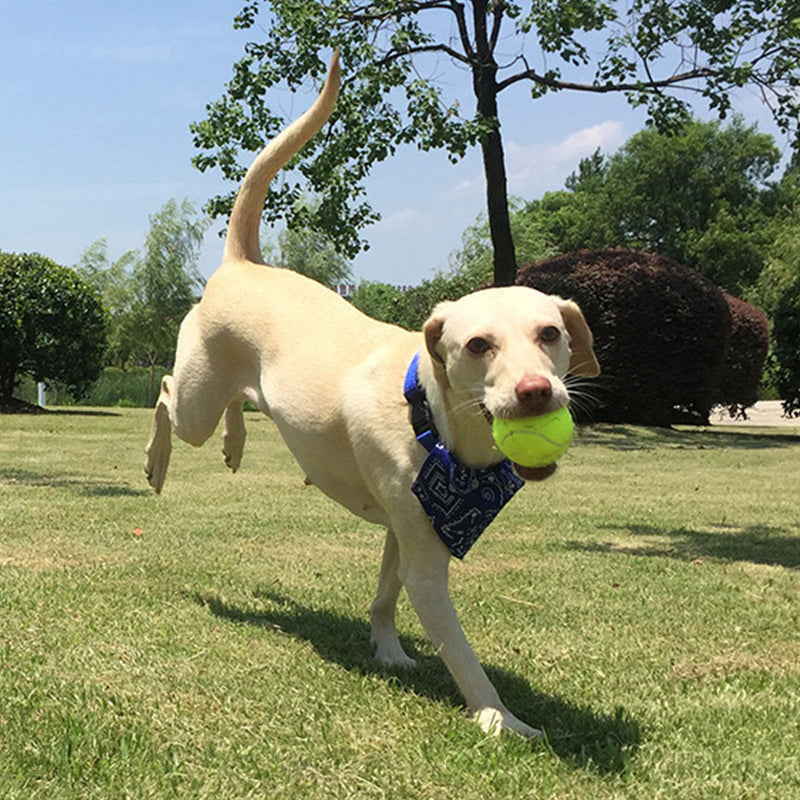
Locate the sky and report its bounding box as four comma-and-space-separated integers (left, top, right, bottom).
1, 1, 791, 288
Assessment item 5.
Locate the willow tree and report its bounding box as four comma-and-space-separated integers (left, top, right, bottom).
192, 1, 800, 286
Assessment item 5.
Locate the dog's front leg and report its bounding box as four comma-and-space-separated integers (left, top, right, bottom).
393, 511, 541, 738
370, 529, 417, 668
144, 375, 173, 493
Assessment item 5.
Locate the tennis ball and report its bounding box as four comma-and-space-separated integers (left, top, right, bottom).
492, 407, 574, 468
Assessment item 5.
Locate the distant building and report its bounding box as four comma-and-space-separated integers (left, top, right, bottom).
334, 283, 412, 300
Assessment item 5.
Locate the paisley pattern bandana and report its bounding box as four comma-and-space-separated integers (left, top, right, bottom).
404, 353, 524, 559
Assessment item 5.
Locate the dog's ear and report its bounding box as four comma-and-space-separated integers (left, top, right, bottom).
423, 303, 452, 383
557, 298, 601, 377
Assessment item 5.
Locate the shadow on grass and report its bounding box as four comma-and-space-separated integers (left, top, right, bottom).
567, 522, 800, 569
577, 424, 799, 452
195, 590, 641, 774
1, 468, 148, 497
41, 408, 123, 417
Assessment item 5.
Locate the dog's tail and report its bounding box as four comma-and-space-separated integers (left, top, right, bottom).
224, 52, 341, 265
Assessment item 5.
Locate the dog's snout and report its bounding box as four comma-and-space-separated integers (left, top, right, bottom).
515, 375, 553, 415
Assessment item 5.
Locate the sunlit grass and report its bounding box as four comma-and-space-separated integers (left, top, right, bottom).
1, 409, 799, 798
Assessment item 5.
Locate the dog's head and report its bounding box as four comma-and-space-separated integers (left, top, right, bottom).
422, 286, 599, 477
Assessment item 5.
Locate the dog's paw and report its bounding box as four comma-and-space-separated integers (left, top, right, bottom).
473, 707, 542, 739
144, 451, 167, 493
371, 639, 418, 670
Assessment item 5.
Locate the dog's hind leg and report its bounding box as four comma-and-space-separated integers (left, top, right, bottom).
370, 529, 417, 668
144, 375, 174, 493
222, 400, 246, 473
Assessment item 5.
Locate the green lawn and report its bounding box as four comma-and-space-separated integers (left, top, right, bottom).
1, 408, 799, 799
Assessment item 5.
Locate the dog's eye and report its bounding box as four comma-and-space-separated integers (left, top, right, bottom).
466, 337, 491, 355
540, 326, 561, 344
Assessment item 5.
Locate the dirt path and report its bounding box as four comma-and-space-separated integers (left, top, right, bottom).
710, 400, 800, 430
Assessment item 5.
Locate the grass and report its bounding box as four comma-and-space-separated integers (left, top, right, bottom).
1, 408, 799, 799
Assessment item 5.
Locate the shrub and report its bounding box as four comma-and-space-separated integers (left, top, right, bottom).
17, 366, 169, 408
0, 252, 108, 407
771, 276, 800, 416
713, 293, 770, 417
516, 249, 732, 426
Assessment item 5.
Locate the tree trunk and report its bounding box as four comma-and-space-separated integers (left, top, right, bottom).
480, 123, 517, 286
471, 11, 517, 287
0, 367, 17, 402
147, 358, 157, 409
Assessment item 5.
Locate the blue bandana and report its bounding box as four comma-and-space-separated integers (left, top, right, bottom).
404, 353, 524, 559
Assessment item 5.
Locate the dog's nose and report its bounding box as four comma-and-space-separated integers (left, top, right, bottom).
515, 375, 553, 414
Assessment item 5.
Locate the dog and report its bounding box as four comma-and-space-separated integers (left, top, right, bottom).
145, 53, 600, 737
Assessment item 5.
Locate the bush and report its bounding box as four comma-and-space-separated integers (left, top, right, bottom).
82, 366, 169, 407
772, 276, 800, 416
713, 293, 770, 417
17, 366, 169, 408
351, 272, 481, 331
516, 249, 732, 426
0, 252, 108, 405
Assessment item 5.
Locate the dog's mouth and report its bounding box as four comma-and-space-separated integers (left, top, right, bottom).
511, 462, 558, 482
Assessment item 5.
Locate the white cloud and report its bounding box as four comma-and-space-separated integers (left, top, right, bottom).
372, 208, 426, 233
504, 120, 626, 196
441, 120, 627, 203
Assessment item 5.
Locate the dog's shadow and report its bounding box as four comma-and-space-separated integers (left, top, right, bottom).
194, 590, 641, 773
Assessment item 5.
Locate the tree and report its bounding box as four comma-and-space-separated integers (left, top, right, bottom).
520, 116, 783, 294
771, 276, 800, 416
126, 200, 208, 375
193, 0, 800, 286
0, 252, 108, 409
264, 226, 352, 288
449, 199, 555, 284
748, 198, 800, 415
75, 238, 139, 366
76, 199, 208, 405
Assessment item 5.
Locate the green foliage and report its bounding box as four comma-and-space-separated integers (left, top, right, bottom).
76, 200, 208, 373
351, 260, 493, 331
772, 276, 800, 416
261, 198, 353, 288
0, 252, 108, 403
194, 0, 800, 284
522, 117, 783, 294
126, 200, 208, 370
17, 366, 171, 408
192, 1, 492, 261
744, 198, 800, 412
74, 239, 139, 367
450, 203, 556, 281
348, 281, 404, 323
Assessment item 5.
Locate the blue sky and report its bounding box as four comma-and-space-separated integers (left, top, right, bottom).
1, 1, 789, 287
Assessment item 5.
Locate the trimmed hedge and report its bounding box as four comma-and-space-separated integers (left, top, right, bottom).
517, 249, 733, 426
714, 293, 770, 418
772, 276, 800, 417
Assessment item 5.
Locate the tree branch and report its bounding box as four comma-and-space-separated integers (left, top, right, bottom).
377, 42, 475, 68
349, 1, 454, 24
489, 1, 504, 52
496, 65, 717, 95
449, 0, 476, 62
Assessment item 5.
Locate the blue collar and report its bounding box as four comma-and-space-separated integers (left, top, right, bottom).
403, 353, 524, 559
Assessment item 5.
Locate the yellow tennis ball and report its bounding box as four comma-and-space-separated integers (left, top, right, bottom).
492, 407, 574, 468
